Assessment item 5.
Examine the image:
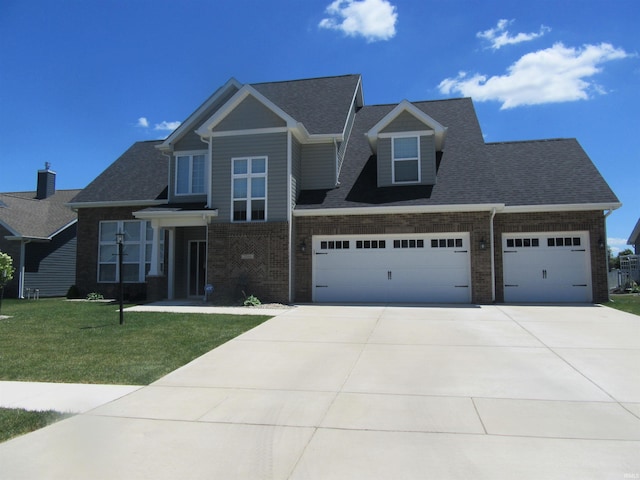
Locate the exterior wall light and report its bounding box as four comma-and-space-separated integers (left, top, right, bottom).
479, 238, 486, 250
598, 238, 605, 249
300, 240, 306, 253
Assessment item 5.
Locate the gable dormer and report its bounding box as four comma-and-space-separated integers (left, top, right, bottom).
366, 100, 447, 188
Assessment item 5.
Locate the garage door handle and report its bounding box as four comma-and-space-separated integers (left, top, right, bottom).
315, 285, 328, 288
505, 284, 518, 287
571, 249, 586, 252
455, 285, 469, 288
454, 250, 468, 253
573, 284, 588, 287
315, 252, 328, 255
503, 250, 517, 253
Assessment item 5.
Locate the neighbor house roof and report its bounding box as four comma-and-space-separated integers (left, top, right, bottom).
69, 140, 168, 207
628, 218, 640, 245
0, 189, 80, 240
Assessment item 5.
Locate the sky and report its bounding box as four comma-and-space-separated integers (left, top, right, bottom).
0, 0, 638, 252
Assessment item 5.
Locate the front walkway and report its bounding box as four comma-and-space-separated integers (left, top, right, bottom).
0, 304, 639, 479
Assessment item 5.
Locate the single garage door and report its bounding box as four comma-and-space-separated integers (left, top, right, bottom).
313, 233, 471, 303
502, 231, 592, 303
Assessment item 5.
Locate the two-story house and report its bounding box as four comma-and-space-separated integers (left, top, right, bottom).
69, 74, 620, 304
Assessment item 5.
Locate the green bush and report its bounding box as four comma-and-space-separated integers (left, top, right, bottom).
243, 295, 261, 307
85, 292, 104, 301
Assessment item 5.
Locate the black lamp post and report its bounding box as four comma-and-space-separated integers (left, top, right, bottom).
115, 231, 125, 325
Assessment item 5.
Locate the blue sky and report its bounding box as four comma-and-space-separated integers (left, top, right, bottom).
1, 0, 638, 251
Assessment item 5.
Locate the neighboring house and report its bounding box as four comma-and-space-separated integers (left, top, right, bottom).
0, 164, 80, 298
69, 74, 621, 304
629, 218, 640, 255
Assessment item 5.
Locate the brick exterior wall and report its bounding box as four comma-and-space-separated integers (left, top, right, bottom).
76, 207, 147, 301
493, 210, 608, 303
294, 212, 493, 303
207, 222, 290, 304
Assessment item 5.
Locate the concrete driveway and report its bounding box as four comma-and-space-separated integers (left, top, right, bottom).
0, 304, 639, 479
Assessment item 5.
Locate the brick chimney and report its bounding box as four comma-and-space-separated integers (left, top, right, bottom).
36, 162, 56, 199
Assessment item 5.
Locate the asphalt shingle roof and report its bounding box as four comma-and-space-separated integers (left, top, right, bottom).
0, 189, 80, 239
70, 141, 167, 204
252, 74, 360, 135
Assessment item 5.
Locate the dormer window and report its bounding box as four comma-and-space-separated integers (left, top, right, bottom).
176, 153, 206, 195
392, 136, 420, 184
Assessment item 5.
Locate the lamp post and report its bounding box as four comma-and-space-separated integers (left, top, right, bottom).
115, 231, 125, 325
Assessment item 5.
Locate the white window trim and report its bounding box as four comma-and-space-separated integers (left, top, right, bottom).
175, 150, 208, 196
231, 156, 268, 222
391, 135, 421, 184
97, 220, 162, 283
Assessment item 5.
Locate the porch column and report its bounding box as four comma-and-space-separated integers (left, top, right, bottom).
167, 228, 175, 300
148, 220, 162, 276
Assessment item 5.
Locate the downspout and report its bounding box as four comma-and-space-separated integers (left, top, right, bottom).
18, 239, 31, 299
200, 135, 213, 209
603, 209, 613, 301
489, 208, 497, 303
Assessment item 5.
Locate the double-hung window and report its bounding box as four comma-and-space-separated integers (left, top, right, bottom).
392, 136, 420, 183
98, 220, 163, 282
176, 153, 206, 195
232, 157, 267, 222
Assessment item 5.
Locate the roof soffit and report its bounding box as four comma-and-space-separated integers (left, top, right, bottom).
365, 100, 447, 151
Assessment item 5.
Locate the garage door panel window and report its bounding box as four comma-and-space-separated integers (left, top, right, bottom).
356, 240, 386, 249
320, 240, 350, 250
506, 238, 539, 248
430, 238, 463, 248
394, 239, 425, 249
548, 237, 582, 247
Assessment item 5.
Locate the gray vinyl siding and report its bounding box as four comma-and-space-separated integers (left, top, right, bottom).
300, 143, 336, 190
211, 132, 289, 222
23, 225, 77, 297
291, 135, 302, 209
214, 96, 286, 132
377, 135, 436, 187
380, 111, 431, 133
174, 86, 238, 151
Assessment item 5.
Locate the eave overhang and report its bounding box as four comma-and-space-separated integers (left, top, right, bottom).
67, 200, 167, 210
133, 208, 219, 228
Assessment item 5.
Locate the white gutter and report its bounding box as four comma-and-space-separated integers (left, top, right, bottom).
294, 204, 505, 217
67, 199, 166, 209
502, 203, 622, 213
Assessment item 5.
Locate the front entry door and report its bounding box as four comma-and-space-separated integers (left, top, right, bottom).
188, 241, 207, 298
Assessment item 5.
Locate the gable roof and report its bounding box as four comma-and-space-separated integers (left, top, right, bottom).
69, 141, 168, 207
0, 189, 80, 240
628, 218, 640, 245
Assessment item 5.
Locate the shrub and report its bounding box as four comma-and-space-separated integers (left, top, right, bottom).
243, 295, 261, 307
86, 292, 104, 301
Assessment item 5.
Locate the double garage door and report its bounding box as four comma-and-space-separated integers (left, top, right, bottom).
313, 233, 471, 303
502, 231, 592, 303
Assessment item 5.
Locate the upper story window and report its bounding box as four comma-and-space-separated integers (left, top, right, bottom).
232, 156, 267, 222
392, 136, 420, 184
176, 153, 206, 195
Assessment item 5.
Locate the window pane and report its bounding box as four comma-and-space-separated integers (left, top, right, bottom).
234, 159, 247, 175
176, 156, 189, 194
124, 222, 140, 241
99, 245, 117, 263
251, 177, 265, 197
146, 221, 153, 241
192, 155, 205, 193
395, 160, 419, 182
252, 158, 266, 174
100, 222, 117, 242
122, 264, 139, 282
394, 137, 418, 159
251, 199, 265, 220
99, 264, 116, 282
123, 244, 140, 262
233, 178, 247, 198
233, 200, 247, 221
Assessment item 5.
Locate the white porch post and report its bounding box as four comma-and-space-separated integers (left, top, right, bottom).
148, 220, 161, 276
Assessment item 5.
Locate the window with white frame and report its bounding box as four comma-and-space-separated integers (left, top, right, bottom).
232, 156, 267, 222
176, 153, 206, 195
392, 136, 420, 183
98, 221, 163, 283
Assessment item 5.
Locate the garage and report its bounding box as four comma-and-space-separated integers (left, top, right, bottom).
313, 233, 471, 303
502, 231, 592, 303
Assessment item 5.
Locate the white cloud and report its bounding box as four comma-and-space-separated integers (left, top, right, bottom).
319, 0, 397, 42
154, 121, 181, 132
438, 42, 630, 109
478, 19, 550, 50
136, 117, 149, 128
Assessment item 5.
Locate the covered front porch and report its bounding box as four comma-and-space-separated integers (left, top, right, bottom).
133, 206, 218, 302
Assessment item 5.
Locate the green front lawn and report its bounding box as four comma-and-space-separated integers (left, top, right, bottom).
0, 298, 271, 385
604, 294, 640, 316
0, 408, 72, 443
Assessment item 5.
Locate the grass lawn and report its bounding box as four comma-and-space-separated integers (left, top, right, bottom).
604, 294, 640, 316
0, 408, 72, 443
0, 298, 272, 385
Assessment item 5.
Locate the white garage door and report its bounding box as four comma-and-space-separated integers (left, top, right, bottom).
313, 233, 471, 303
502, 232, 592, 303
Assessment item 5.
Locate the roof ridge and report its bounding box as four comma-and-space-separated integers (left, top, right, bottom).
485, 138, 575, 146
250, 73, 360, 87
